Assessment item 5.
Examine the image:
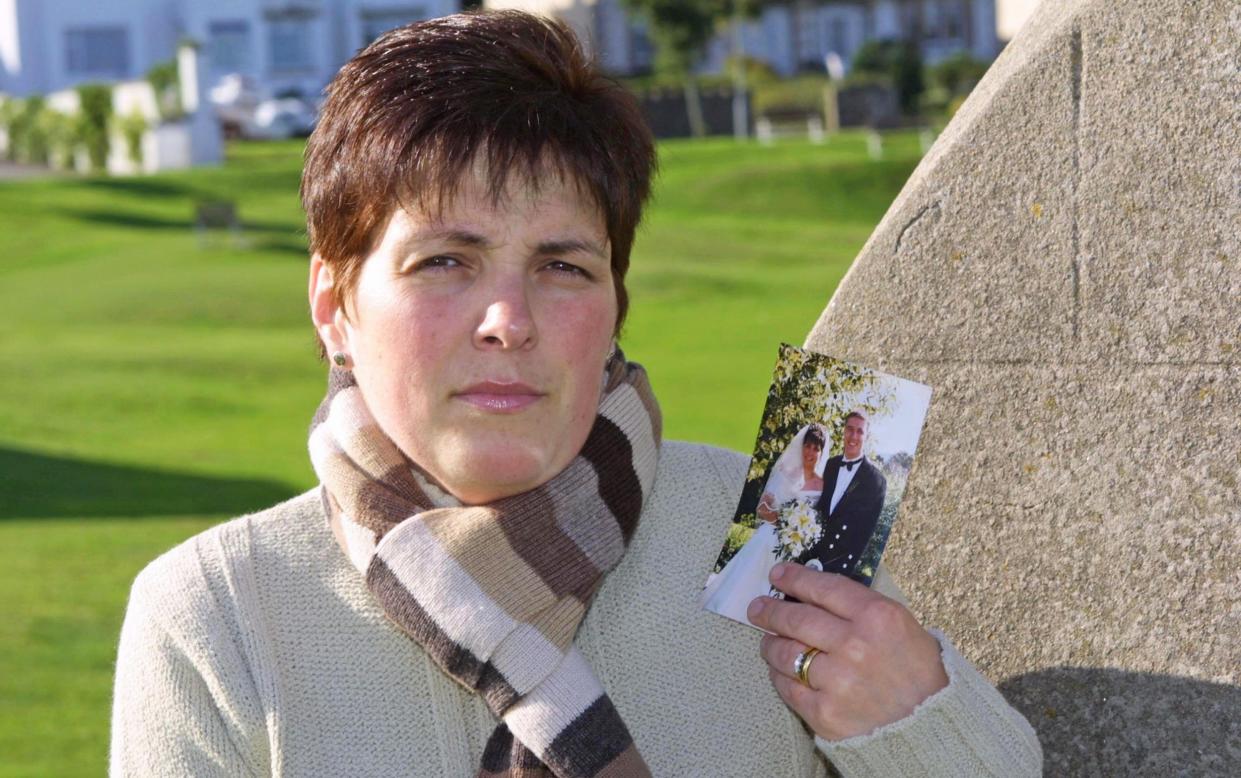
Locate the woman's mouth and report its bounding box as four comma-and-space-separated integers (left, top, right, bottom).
454, 381, 545, 413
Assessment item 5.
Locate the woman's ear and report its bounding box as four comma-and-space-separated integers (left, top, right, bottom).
309, 254, 349, 357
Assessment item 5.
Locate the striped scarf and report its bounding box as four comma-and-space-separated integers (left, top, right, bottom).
308, 354, 661, 777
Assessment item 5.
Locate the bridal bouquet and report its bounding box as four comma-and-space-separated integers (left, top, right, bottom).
771, 497, 824, 563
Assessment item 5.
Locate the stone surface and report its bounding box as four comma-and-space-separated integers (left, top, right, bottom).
806, 1, 1240, 773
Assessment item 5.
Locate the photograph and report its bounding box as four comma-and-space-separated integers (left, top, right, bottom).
701, 344, 932, 629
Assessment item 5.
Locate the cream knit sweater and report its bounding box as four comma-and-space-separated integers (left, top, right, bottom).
110, 441, 1041, 777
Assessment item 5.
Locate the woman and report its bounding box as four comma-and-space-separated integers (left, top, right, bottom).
110, 11, 1041, 777
702, 425, 826, 626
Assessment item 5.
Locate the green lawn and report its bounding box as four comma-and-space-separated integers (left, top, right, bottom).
0, 132, 922, 776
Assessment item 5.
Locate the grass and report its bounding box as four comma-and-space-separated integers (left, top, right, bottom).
0, 131, 922, 776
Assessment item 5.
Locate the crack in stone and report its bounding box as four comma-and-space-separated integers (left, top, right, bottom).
1070, 23, 1084, 342
894, 200, 941, 255
985, 500, 1055, 513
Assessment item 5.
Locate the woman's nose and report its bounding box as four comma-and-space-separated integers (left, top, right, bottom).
473, 278, 536, 351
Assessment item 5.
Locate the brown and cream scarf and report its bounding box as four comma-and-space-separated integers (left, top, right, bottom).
308, 354, 661, 777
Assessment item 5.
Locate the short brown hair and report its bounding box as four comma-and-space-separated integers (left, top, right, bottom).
844, 411, 869, 429
301, 10, 656, 336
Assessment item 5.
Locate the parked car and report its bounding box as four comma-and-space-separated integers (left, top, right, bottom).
210, 74, 318, 140
251, 97, 317, 139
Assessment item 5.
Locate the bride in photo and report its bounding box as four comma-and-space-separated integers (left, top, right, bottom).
702, 424, 826, 627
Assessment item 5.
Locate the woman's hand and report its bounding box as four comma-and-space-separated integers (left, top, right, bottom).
748, 563, 949, 742
756, 493, 779, 523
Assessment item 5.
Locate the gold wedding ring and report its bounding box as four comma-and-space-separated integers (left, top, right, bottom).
793, 647, 822, 688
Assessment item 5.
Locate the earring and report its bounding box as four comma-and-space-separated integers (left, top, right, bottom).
607, 340, 619, 362
332, 352, 348, 367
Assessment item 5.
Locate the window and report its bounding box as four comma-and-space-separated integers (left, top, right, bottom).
943, 2, 964, 40
827, 17, 848, 59
796, 12, 818, 61
65, 27, 130, 77
360, 8, 427, 48
926, 0, 966, 42
629, 24, 653, 72
208, 20, 252, 73
268, 17, 313, 72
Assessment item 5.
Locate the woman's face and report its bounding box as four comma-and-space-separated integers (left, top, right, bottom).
311, 165, 616, 504
802, 440, 822, 472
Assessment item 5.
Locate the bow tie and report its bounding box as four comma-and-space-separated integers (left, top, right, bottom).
842, 458, 862, 472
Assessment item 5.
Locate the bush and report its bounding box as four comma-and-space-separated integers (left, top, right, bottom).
145, 61, 183, 121
38, 106, 77, 169
620, 72, 733, 95
840, 70, 894, 90
1, 98, 22, 160
852, 39, 924, 117
920, 52, 989, 122
723, 55, 779, 88
852, 39, 899, 78
0, 98, 14, 157
751, 74, 829, 117
946, 94, 969, 119
5, 96, 50, 164
0, 95, 12, 122
928, 51, 989, 95
75, 83, 113, 172
117, 110, 147, 166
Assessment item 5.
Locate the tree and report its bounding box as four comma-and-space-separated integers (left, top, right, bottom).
622, 0, 782, 137
145, 60, 183, 121
622, 0, 717, 136
855, 449, 913, 582
851, 38, 925, 117
3, 96, 48, 163
928, 51, 989, 96
75, 83, 113, 172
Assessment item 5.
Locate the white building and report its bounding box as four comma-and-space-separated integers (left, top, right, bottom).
719, 0, 1001, 76
485, 0, 653, 75
0, 0, 461, 99
488, 0, 1001, 78
997, 0, 1040, 41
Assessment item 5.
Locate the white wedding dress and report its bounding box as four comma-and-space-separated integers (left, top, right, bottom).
702, 486, 822, 627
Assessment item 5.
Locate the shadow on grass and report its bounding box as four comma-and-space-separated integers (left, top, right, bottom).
59, 207, 304, 237
58, 206, 309, 255
999, 667, 1241, 775
250, 236, 310, 256
72, 177, 196, 198
0, 445, 299, 520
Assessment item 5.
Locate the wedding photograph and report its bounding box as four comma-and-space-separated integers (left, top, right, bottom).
701, 344, 932, 629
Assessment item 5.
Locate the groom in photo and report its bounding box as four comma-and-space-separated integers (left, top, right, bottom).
797, 411, 887, 584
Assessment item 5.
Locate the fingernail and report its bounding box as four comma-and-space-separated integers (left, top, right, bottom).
770, 564, 785, 582
748, 598, 765, 619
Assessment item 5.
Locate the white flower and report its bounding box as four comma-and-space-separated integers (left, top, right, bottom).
772, 496, 825, 563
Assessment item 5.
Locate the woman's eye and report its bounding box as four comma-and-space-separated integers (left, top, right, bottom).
413, 255, 461, 272
542, 260, 592, 279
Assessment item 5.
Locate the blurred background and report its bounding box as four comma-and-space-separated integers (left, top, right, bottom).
0, 1, 1040, 774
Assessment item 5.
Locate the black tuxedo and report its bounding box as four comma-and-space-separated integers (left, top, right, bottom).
796, 455, 887, 584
